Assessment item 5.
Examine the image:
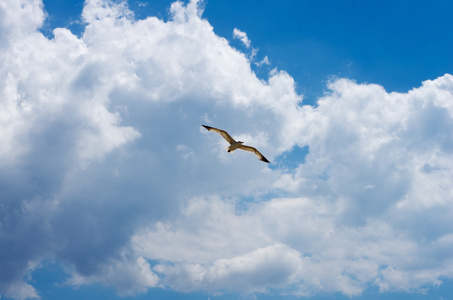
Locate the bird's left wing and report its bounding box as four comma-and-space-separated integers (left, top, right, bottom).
238, 145, 270, 163
202, 125, 236, 144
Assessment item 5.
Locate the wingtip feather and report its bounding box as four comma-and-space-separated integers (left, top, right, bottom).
261, 157, 270, 163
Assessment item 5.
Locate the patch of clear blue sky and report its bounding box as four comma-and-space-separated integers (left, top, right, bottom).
270, 145, 309, 171
201, 0, 453, 104
32, 0, 453, 299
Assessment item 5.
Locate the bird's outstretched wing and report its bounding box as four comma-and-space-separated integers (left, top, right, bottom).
202, 125, 236, 144
238, 145, 270, 163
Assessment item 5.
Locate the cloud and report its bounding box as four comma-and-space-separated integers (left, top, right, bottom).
233, 28, 260, 61
67, 256, 158, 296
0, 0, 45, 42
135, 74, 453, 295
256, 55, 270, 67
1, 0, 453, 299
154, 243, 302, 293
233, 28, 251, 48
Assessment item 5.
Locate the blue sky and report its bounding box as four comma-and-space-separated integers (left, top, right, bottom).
1, 0, 453, 299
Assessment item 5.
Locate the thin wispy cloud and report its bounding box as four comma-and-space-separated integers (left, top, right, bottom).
1, 0, 453, 299
233, 28, 251, 48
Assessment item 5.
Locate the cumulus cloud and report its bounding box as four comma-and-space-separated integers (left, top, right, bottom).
154, 243, 302, 293
67, 256, 158, 296
134, 74, 453, 295
1, 0, 453, 299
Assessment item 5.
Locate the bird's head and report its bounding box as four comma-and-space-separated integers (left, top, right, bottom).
238, 141, 243, 144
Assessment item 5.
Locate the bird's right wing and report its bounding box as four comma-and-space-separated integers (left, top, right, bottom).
202, 125, 236, 144
238, 145, 270, 163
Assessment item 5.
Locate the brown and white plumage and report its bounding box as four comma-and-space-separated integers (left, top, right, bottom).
202, 125, 270, 163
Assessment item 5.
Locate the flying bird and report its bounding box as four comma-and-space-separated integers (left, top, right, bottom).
202, 125, 270, 163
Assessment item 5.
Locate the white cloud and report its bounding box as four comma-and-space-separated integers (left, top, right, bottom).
67, 256, 158, 296
233, 28, 260, 61
2, 281, 39, 300
154, 243, 302, 293
256, 55, 270, 67
233, 28, 251, 48
135, 74, 453, 295
1, 0, 453, 299
0, 0, 45, 40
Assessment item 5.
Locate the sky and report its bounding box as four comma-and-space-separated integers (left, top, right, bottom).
1, 0, 453, 299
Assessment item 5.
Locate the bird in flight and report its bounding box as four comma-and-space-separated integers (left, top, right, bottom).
202, 125, 270, 163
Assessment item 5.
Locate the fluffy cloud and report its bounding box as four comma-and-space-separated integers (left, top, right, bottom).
154, 243, 302, 293
134, 73, 453, 295
1, 0, 453, 299
67, 255, 158, 296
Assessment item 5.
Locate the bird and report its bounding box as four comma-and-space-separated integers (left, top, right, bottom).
202, 125, 270, 163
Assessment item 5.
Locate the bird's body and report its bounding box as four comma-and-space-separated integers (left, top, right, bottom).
202, 125, 270, 163
227, 141, 243, 152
